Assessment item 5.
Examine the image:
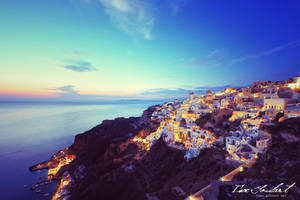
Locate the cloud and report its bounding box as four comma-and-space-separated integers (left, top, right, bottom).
47, 85, 189, 100
48, 85, 78, 97
71, 0, 191, 40
48, 86, 224, 101
63, 60, 97, 72
232, 40, 300, 64
48, 85, 122, 100
187, 48, 228, 67
8, 84, 242, 102
99, 0, 154, 40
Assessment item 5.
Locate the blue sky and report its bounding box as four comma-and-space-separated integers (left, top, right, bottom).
0, 0, 300, 100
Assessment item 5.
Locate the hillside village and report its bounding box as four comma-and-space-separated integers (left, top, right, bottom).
30, 72, 300, 200
133, 71, 300, 163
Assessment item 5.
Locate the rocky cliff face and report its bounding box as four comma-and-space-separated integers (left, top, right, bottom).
66, 105, 234, 200
30, 105, 300, 200
59, 105, 160, 176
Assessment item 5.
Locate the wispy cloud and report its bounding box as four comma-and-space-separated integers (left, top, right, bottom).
46, 85, 233, 101
187, 48, 228, 67
47, 85, 120, 100
46, 86, 185, 100
63, 60, 97, 72
2, 84, 240, 101
72, 0, 191, 40
49, 85, 78, 96
99, 0, 155, 40
232, 40, 300, 64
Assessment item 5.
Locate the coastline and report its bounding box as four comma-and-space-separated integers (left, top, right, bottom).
29, 79, 300, 200
29, 105, 161, 200
0, 102, 156, 200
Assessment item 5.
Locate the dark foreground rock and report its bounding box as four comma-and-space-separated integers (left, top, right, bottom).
70, 138, 233, 200
213, 118, 300, 200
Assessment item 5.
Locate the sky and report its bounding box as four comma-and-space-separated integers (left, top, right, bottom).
1, 0, 300, 101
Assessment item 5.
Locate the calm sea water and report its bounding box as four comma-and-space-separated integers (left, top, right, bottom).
0, 101, 160, 200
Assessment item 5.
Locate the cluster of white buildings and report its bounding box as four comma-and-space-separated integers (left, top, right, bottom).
133, 71, 300, 162
151, 97, 215, 159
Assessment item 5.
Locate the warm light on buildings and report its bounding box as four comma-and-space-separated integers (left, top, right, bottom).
187, 195, 197, 200
132, 136, 152, 151
51, 173, 72, 200
48, 153, 76, 177
288, 77, 300, 91
215, 88, 236, 96
239, 166, 243, 172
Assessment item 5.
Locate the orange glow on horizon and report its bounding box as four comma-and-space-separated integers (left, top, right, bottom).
0, 87, 145, 99
0, 90, 59, 98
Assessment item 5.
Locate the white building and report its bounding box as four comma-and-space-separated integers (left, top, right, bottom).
226, 136, 242, 153
263, 98, 289, 110
284, 106, 300, 118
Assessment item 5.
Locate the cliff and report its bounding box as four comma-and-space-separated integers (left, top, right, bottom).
29, 104, 300, 200
66, 105, 234, 200
30, 105, 235, 200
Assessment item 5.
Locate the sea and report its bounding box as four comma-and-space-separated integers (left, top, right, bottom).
0, 101, 162, 200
